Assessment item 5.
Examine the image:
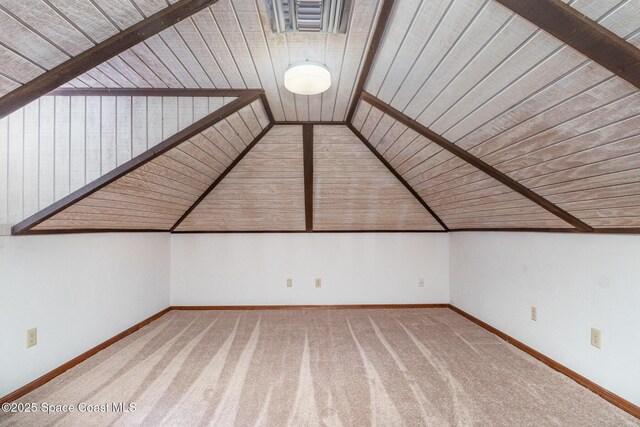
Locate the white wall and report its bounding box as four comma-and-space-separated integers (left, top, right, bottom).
0, 233, 170, 397
449, 232, 640, 406
171, 233, 449, 306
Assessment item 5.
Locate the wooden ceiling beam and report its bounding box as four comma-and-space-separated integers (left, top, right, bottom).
360, 92, 593, 232
46, 88, 263, 97
0, 0, 221, 119
495, 0, 640, 90
345, 0, 396, 122
347, 123, 449, 231
303, 124, 314, 231
12, 91, 263, 235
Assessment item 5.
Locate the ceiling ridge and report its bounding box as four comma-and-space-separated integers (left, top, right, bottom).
11, 91, 263, 235
358, 91, 593, 232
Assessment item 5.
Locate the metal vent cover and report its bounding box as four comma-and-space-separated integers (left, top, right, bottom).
266, 0, 351, 34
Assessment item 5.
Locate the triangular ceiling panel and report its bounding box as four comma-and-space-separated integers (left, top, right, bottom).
313, 125, 445, 231
12, 96, 269, 233
351, 101, 574, 229
175, 125, 305, 231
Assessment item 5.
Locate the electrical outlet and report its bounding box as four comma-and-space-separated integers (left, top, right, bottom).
530, 306, 537, 321
315, 278, 322, 288
286, 278, 293, 288
418, 278, 425, 288
26, 328, 37, 348
591, 328, 602, 349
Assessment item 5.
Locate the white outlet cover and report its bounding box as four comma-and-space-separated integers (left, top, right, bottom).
286, 278, 293, 288
531, 306, 537, 321
315, 278, 321, 288
418, 278, 425, 287
26, 327, 37, 348
591, 328, 602, 349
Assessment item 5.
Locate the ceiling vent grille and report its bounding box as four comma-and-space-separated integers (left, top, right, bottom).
267, 0, 351, 34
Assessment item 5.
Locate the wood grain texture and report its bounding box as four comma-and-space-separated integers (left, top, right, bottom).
0, 0, 221, 118
357, 97, 579, 230
175, 125, 305, 231
0, 96, 237, 227
45, 0, 381, 122
32, 106, 262, 231
313, 125, 444, 231
13, 94, 263, 234
356, 102, 570, 229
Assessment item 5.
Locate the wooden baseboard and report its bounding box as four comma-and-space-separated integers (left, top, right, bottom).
171, 303, 450, 310
449, 304, 640, 419
0, 307, 171, 404
2, 304, 637, 420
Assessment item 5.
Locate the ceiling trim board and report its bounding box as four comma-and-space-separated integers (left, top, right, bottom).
360, 92, 593, 232
0, 0, 221, 119
345, 0, 397, 123
273, 121, 348, 125
171, 229, 449, 234
260, 93, 275, 123
495, 0, 640, 90
303, 124, 314, 231
46, 88, 263, 97
11, 91, 263, 235
347, 123, 449, 231
170, 122, 275, 231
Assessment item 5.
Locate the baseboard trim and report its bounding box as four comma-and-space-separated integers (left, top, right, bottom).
0, 307, 171, 405
449, 304, 640, 419
171, 303, 450, 310
2, 304, 637, 420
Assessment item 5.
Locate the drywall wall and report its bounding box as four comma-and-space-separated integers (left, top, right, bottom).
0, 233, 170, 398
449, 232, 640, 406
171, 233, 449, 306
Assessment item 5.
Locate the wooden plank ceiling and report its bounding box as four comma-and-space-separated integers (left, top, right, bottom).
0, 0, 382, 122
360, 0, 640, 231
313, 125, 444, 230
3, 0, 640, 233
175, 125, 305, 231
13, 96, 270, 233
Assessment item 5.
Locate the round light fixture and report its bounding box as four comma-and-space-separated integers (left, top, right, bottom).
284, 61, 331, 95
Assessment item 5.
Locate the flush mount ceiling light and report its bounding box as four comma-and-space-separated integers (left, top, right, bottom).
284, 61, 331, 95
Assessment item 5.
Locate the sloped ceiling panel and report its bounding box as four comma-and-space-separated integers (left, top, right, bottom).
0, 0, 169, 97
352, 101, 573, 229
0, 95, 241, 226
23, 98, 269, 232
175, 125, 305, 231
564, 0, 640, 48
363, 0, 640, 230
61, 0, 382, 121
313, 125, 445, 231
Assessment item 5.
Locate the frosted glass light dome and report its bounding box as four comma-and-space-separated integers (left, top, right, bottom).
284, 61, 331, 95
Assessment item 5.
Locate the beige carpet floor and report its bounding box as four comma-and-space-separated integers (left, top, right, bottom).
1, 308, 638, 426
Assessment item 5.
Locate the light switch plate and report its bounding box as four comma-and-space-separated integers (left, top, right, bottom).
286, 278, 293, 288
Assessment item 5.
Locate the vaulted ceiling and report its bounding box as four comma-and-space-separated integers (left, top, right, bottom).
3, 0, 640, 235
